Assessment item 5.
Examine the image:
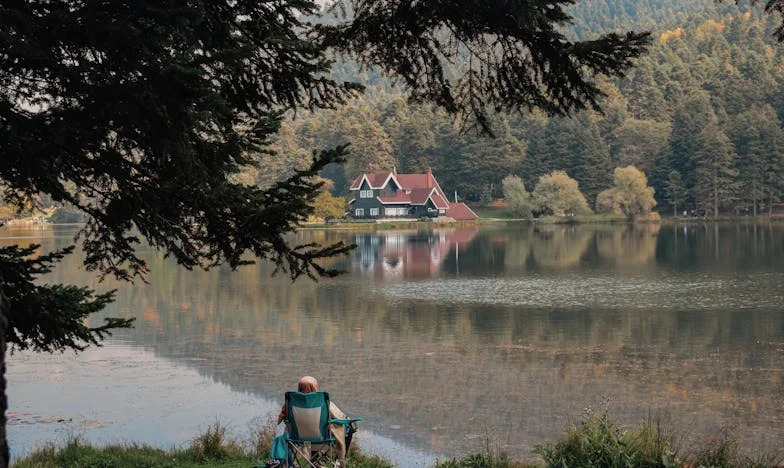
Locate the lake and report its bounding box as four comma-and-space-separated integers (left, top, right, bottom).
4, 222, 784, 464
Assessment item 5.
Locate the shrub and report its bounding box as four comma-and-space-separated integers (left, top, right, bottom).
534, 413, 678, 468
188, 422, 242, 461
502, 175, 534, 218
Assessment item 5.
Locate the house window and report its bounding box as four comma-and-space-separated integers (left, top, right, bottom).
360, 189, 373, 198
355, 208, 365, 217
385, 207, 407, 216
369, 208, 379, 217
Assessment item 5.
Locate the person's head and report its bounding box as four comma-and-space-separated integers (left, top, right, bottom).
298, 375, 318, 393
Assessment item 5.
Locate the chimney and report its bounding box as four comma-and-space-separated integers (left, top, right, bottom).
392, 166, 397, 175
427, 167, 433, 189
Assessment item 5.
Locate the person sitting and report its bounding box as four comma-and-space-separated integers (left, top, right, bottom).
277, 375, 356, 464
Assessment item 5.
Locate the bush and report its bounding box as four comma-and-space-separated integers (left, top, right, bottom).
188, 422, 243, 461
534, 413, 678, 468
502, 175, 533, 218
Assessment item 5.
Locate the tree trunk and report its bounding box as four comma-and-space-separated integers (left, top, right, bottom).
0, 273, 8, 468
713, 168, 719, 218
770, 191, 775, 218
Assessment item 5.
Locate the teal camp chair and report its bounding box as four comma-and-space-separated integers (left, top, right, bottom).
282, 391, 362, 467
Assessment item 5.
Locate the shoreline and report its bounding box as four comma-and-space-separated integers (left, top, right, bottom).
14, 413, 782, 467
297, 214, 784, 231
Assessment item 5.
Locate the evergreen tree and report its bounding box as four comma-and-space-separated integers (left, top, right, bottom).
379, 99, 437, 173
667, 92, 717, 198
521, 116, 563, 187
731, 106, 784, 215
665, 170, 688, 216
454, 130, 525, 200
611, 119, 671, 173
627, 60, 669, 121
693, 123, 740, 217
570, 114, 614, 206
256, 124, 313, 189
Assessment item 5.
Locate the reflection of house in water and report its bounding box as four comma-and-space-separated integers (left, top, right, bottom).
354, 229, 478, 278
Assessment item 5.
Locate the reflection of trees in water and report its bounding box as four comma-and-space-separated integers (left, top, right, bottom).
595, 224, 660, 266
5, 225, 784, 457
530, 226, 593, 268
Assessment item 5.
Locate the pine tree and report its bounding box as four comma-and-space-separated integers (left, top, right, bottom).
693, 123, 740, 217
570, 114, 613, 206
668, 92, 717, 199
665, 170, 688, 216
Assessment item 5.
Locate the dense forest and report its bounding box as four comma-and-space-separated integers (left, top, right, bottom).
234, 0, 784, 217
3, 1, 783, 220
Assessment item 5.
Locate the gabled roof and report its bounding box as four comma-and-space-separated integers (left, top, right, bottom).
349, 172, 401, 190
409, 188, 449, 209
445, 203, 478, 221
350, 170, 442, 197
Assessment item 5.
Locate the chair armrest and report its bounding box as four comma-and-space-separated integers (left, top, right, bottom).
328, 417, 363, 426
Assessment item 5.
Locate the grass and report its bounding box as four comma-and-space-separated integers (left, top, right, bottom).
13, 414, 782, 467
12, 420, 390, 468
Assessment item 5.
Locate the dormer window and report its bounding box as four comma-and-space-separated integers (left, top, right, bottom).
360, 189, 373, 198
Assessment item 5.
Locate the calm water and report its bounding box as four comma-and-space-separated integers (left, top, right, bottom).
4, 223, 784, 464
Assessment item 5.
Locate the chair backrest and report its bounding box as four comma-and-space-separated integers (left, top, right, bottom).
285, 391, 334, 444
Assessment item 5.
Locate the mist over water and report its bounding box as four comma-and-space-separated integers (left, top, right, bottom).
4, 223, 784, 463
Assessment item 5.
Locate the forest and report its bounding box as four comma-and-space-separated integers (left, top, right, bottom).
234, 0, 784, 218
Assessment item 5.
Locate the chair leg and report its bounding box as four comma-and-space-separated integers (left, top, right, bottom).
287, 442, 318, 468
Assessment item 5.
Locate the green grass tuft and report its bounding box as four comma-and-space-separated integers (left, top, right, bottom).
534, 413, 678, 468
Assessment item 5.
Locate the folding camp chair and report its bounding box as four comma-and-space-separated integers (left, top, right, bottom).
282, 391, 362, 468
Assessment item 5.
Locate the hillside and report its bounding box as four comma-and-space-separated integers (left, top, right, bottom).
240, 0, 784, 216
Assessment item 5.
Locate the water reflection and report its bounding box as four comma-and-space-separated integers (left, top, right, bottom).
4, 223, 784, 461
354, 229, 478, 278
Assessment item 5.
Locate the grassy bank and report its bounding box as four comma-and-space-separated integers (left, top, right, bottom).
14, 415, 781, 467
13, 421, 392, 468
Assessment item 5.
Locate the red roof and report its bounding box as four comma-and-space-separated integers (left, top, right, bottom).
445, 203, 478, 221
377, 193, 411, 204
349, 172, 397, 190
395, 173, 429, 189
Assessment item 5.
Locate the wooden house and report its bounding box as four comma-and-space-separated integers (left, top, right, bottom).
348, 169, 478, 221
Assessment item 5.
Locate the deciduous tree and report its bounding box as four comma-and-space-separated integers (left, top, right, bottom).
595, 166, 657, 220
502, 175, 534, 218
532, 171, 592, 216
